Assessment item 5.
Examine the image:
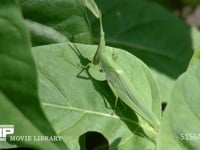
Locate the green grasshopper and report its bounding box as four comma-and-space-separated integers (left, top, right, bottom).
91, 12, 160, 137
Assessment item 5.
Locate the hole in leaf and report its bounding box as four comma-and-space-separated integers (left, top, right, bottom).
79, 131, 109, 150
161, 102, 167, 112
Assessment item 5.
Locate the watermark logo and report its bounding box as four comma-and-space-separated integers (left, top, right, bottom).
0, 125, 62, 142
0, 125, 14, 141
179, 133, 200, 141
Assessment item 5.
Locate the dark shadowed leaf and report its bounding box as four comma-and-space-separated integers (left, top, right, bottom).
0, 1, 67, 149
20, 0, 92, 45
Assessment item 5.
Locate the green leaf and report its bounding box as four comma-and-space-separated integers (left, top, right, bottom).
32, 41, 161, 149
0, 1, 67, 149
25, 19, 69, 45
191, 27, 200, 50
188, 47, 200, 67
148, 0, 183, 11
188, 28, 200, 67
151, 68, 175, 102
91, 0, 193, 78
157, 61, 200, 150
20, 0, 92, 45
